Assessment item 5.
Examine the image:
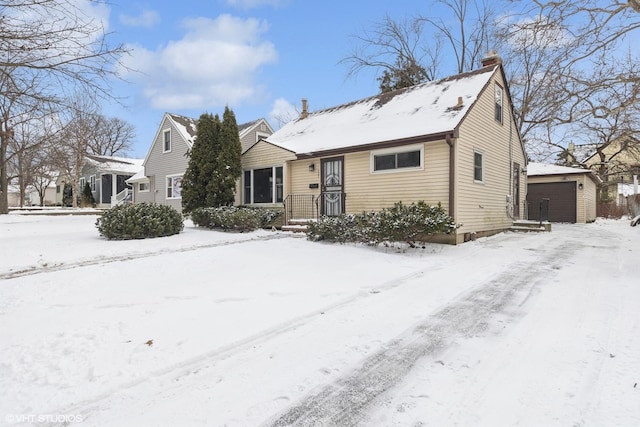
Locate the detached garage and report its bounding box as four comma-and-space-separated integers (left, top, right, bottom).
527, 163, 600, 223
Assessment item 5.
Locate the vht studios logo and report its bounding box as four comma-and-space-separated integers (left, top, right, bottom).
5, 413, 84, 424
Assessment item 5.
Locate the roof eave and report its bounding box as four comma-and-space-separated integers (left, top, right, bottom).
292, 131, 455, 160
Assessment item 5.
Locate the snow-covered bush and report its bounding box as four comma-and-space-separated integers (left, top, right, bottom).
189, 206, 281, 232
96, 203, 183, 240
307, 201, 457, 245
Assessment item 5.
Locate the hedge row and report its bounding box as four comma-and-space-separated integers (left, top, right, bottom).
189, 206, 281, 232
96, 203, 184, 240
307, 201, 457, 245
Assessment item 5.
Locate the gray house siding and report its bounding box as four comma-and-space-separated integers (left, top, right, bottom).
132, 114, 273, 212
142, 116, 192, 211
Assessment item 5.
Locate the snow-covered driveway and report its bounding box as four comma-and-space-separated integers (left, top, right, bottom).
1, 214, 638, 426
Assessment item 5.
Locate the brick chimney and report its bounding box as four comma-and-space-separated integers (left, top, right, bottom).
300, 99, 309, 119
481, 50, 502, 68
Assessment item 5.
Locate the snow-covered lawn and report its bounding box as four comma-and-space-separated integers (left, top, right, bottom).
1, 213, 639, 426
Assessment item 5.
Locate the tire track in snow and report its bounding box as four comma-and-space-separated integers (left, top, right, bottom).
264, 241, 580, 427
0, 233, 290, 281
46, 267, 430, 423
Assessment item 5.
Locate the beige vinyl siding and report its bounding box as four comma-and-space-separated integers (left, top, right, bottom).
583, 176, 597, 222
142, 117, 191, 211
344, 142, 449, 213
287, 141, 450, 213
455, 71, 527, 239
237, 141, 296, 206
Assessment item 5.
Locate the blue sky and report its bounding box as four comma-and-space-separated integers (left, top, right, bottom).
96, 0, 432, 158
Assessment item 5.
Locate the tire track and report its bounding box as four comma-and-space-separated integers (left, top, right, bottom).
0, 233, 290, 281
264, 241, 580, 427
46, 267, 429, 423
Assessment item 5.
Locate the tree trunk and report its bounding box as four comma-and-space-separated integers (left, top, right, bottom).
0, 118, 9, 214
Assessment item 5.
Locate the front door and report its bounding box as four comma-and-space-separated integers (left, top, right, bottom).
321, 157, 344, 216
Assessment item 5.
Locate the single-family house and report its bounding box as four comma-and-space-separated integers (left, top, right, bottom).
128, 113, 273, 211
580, 137, 640, 203
526, 162, 599, 223
77, 154, 144, 208
241, 53, 528, 244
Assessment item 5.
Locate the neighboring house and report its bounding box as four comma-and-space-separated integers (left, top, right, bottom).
243, 53, 527, 244
128, 113, 273, 211
8, 179, 57, 207
581, 137, 640, 203
526, 162, 599, 223
79, 155, 144, 208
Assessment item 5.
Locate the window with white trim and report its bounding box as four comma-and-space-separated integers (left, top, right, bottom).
243, 166, 283, 204
474, 150, 484, 183
89, 175, 96, 192
163, 129, 171, 152
139, 182, 149, 192
79, 177, 85, 191
166, 175, 182, 199
371, 144, 423, 173
494, 84, 503, 124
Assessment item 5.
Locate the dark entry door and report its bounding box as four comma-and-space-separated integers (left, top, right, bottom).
321, 157, 344, 216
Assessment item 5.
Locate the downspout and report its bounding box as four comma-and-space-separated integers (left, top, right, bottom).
446, 133, 455, 219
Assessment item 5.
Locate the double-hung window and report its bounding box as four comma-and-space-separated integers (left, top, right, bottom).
243, 166, 283, 204
163, 130, 171, 152
371, 144, 423, 173
474, 150, 484, 183
494, 84, 503, 124
89, 175, 96, 192
166, 175, 182, 199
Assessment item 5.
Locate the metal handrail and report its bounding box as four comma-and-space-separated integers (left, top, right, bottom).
283, 194, 316, 224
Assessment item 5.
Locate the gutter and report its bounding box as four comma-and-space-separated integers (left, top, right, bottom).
446, 133, 455, 219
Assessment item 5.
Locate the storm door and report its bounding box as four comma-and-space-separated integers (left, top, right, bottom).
321, 157, 344, 216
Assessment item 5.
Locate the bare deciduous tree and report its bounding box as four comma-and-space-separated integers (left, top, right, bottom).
88, 116, 135, 157
0, 0, 128, 213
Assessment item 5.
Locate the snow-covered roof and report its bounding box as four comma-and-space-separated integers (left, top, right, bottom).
618, 183, 639, 197
167, 113, 198, 147
265, 65, 497, 156
527, 162, 594, 176
85, 154, 144, 175
166, 113, 271, 150
126, 169, 149, 183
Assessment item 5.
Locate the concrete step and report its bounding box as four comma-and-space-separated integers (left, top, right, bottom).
510, 220, 552, 232
282, 224, 308, 233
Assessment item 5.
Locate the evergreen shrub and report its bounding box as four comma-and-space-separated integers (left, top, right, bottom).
307, 201, 457, 245
190, 206, 281, 232
96, 203, 183, 240
81, 182, 95, 207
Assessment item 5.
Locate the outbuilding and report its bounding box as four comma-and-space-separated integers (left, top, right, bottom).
526, 162, 600, 223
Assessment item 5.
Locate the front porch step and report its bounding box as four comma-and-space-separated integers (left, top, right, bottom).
282, 218, 314, 233
510, 220, 552, 233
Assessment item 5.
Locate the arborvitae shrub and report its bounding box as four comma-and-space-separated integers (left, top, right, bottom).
81, 182, 95, 207
96, 203, 183, 240
307, 201, 457, 245
189, 206, 281, 232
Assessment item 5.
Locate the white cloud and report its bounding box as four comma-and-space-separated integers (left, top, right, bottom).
122, 14, 278, 110
119, 9, 161, 28
269, 98, 298, 128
